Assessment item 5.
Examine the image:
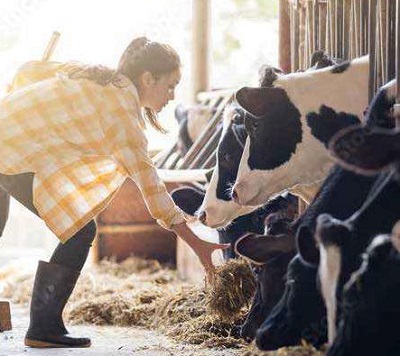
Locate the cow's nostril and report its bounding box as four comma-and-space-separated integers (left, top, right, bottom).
198, 211, 207, 224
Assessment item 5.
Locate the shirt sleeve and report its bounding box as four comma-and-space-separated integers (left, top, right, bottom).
107, 95, 186, 230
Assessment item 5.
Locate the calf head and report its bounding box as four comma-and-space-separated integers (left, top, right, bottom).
232, 56, 368, 207
234, 232, 296, 341
328, 232, 400, 356
254, 255, 327, 350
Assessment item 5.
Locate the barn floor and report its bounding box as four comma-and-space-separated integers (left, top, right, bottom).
2, 305, 241, 356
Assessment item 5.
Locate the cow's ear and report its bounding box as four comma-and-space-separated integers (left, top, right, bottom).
329, 125, 400, 175
174, 104, 188, 124
306, 105, 360, 147
171, 186, 205, 216
297, 225, 320, 266
235, 233, 296, 265
366, 235, 393, 268
235, 87, 287, 118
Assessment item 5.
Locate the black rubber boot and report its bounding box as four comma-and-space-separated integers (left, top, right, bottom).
24, 261, 91, 348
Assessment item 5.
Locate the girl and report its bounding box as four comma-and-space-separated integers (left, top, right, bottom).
0, 37, 228, 348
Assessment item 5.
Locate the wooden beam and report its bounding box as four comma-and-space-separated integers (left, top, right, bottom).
0, 301, 11, 332
192, 0, 211, 103
279, 0, 291, 72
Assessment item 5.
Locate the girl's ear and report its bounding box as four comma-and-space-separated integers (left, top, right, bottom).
140, 71, 155, 88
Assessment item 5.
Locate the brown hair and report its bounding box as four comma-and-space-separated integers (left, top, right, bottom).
66, 37, 181, 133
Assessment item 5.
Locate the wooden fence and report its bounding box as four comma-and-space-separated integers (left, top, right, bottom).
281, 0, 398, 99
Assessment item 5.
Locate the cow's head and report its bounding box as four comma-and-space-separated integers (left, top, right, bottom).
231, 57, 368, 207
253, 255, 327, 350
198, 66, 285, 227
198, 103, 258, 227
327, 232, 400, 356
234, 232, 296, 341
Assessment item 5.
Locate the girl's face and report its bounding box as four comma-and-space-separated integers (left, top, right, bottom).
138, 69, 181, 113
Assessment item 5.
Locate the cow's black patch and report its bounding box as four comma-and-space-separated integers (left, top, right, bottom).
171, 186, 204, 215
244, 88, 302, 170
365, 84, 396, 128
255, 256, 327, 350
331, 61, 350, 74
306, 105, 360, 147
216, 120, 247, 200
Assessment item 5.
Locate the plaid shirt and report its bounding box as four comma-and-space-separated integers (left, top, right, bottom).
1, 61, 185, 242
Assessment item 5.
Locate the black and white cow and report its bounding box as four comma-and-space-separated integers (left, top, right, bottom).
231, 56, 369, 210
234, 232, 297, 341
249, 80, 396, 351
309, 96, 400, 346
322, 124, 400, 355
328, 232, 400, 356
199, 57, 342, 228
198, 67, 285, 227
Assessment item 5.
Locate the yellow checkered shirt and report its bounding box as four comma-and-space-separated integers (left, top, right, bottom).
0, 61, 185, 242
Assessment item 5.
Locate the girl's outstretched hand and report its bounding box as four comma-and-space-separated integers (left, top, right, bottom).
170, 222, 230, 279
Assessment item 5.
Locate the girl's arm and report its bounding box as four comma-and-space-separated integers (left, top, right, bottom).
170, 222, 230, 274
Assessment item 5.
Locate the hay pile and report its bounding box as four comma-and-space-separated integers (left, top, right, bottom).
242, 343, 325, 356
1, 257, 253, 349
206, 259, 256, 318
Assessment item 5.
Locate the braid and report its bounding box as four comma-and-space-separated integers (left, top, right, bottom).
118, 37, 152, 74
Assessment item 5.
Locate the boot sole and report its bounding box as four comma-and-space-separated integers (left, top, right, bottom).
24, 338, 91, 348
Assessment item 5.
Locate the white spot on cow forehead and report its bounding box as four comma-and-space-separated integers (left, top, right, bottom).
319, 244, 341, 345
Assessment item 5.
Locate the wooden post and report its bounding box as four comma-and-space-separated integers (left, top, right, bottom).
0, 301, 11, 332
192, 0, 210, 103
279, 0, 291, 73
42, 31, 60, 62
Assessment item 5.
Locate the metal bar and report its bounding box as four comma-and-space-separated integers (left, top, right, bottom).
201, 151, 216, 169
155, 143, 178, 168
343, 0, 351, 59
397, 0, 400, 104
369, 0, 377, 101
178, 94, 232, 169
188, 125, 222, 169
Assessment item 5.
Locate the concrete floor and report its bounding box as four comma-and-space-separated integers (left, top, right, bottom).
1, 305, 241, 356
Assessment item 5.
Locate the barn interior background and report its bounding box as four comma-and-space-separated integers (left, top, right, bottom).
0, 0, 279, 273
0, 0, 399, 354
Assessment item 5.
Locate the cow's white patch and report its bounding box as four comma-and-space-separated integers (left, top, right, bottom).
319, 243, 341, 345
233, 55, 369, 208
199, 162, 256, 227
